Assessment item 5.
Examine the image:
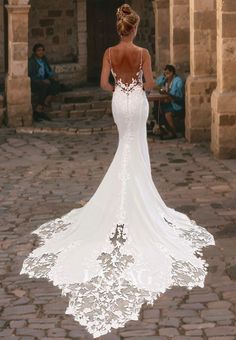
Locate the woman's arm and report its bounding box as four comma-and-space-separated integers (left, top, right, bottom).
100, 48, 114, 92
142, 49, 155, 91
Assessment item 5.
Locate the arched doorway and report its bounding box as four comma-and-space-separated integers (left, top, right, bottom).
87, 0, 125, 83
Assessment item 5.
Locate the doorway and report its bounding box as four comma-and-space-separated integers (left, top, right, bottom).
87, 0, 125, 83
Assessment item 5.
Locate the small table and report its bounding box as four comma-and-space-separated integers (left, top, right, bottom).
147, 91, 169, 126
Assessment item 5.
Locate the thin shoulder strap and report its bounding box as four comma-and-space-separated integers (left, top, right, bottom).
140, 48, 143, 68
108, 47, 112, 68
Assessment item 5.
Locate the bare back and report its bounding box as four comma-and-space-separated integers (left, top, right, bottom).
109, 45, 143, 85
100, 43, 154, 93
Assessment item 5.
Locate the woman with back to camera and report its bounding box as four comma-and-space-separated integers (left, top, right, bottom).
20, 4, 215, 338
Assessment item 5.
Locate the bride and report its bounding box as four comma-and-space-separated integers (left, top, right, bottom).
20, 4, 215, 338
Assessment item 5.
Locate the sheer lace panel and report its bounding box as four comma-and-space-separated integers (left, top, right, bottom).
109, 47, 143, 94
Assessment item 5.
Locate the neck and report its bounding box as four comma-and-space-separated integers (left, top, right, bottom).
119, 36, 134, 44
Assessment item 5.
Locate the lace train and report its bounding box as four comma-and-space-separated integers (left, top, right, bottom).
20, 71, 215, 338
20, 205, 214, 337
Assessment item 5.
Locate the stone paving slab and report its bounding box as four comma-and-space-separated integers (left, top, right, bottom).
0, 128, 236, 339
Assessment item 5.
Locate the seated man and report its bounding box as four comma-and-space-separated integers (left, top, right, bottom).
154, 64, 185, 139
29, 43, 60, 122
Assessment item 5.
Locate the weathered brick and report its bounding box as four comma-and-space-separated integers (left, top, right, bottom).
39, 19, 54, 27
48, 10, 62, 17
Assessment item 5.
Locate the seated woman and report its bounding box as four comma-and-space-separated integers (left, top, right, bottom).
155, 64, 184, 139
29, 43, 60, 122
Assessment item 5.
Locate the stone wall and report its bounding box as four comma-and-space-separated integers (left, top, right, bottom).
211, 0, 236, 158
185, 0, 217, 142
29, 0, 78, 64
0, 0, 5, 79
5, 1, 32, 128
152, 0, 170, 74
170, 0, 190, 77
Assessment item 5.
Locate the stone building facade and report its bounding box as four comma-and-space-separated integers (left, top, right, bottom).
29, 1, 78, 64
0, 0, 236, 159
0, 0, 155, 86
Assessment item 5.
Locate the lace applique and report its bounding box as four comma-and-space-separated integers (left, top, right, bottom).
30, 218, 72, 245
111, 68, 143, 95
21, 222, 158, 338
171, 259, 207, 288
62, 224, 158, 338
21, 253, 58, 278
163, 216, 214, 255
20, 217, 213, 337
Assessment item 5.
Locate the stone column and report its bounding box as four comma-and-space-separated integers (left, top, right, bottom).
152, 0, 170, 73
169, 0, 190, 77
5, 0, 32, 127
76, 0, 87, 82
185, 0, 217, 142
211, 0, 236, 159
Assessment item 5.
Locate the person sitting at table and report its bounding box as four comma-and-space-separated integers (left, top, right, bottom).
155, 64, 184, 139
29, 43, 60, 122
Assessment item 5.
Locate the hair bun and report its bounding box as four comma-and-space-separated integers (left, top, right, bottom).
116, 4, 132, 20
116, 3, 139, 37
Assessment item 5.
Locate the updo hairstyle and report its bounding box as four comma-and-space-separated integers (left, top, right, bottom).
116, 4, 140, 37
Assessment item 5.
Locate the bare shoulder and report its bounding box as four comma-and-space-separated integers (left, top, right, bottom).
142, 48, 150, 58
104, 44, 118, 56
103, 47, 111, 61
104, 47, 110, 55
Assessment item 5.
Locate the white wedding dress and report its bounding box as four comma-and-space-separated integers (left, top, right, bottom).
20, 47, 215, 338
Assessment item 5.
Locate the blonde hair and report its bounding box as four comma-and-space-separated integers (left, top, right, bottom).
116, 4, 140, 37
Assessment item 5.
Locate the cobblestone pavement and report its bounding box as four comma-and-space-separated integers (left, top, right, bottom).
0, 127, 236, 340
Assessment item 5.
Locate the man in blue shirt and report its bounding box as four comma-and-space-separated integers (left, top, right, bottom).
155, 64, 185, 139
29, 43, 60, 122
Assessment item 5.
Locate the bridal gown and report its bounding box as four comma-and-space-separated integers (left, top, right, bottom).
20, 47, 215, 338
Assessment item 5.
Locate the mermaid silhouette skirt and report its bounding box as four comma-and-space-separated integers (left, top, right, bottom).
20, 85, 215, 338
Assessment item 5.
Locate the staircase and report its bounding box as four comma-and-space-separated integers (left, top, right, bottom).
16, 86, 118, 136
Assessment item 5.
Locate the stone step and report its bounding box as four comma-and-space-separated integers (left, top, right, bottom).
48, 107, 111, 119
32, 106, 115, 131
51, 100, 112, 116
58, 87, 112, 104
59, 100, 111, 111
16, 124, 118, 136
0, 88, 113, 128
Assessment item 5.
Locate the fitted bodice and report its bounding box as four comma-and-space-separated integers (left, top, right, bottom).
109, 47, 144, 95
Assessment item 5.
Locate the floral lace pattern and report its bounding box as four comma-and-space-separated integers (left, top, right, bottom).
20, 215, 214, 337
30, 218, 72, 245
111, 68, 143, 95
163, 215, 214, 256
21, 223, 158, 337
